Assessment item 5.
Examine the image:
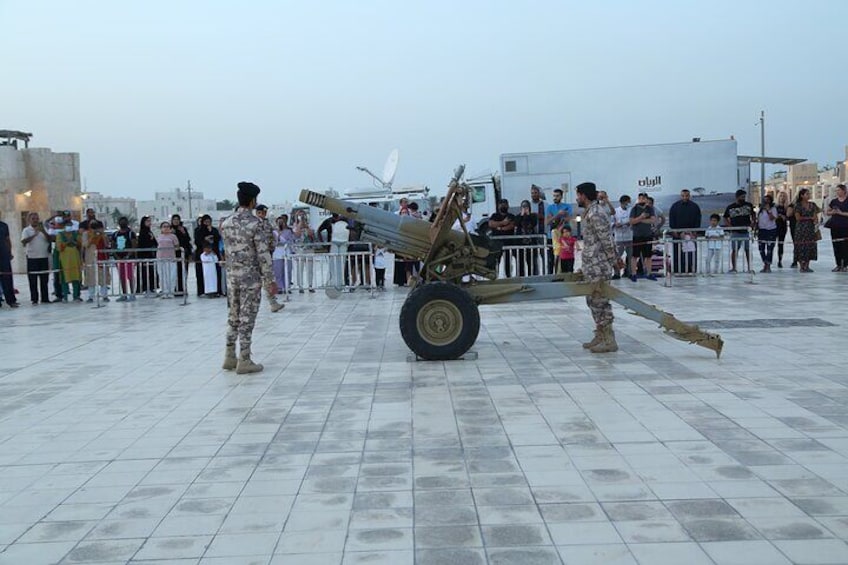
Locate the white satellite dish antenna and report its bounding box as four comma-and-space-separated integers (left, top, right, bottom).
382, 149, 399, 188
356, 149, 400, 191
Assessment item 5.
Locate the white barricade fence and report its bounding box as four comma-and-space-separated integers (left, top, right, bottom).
661, 227, 755, 286
94, 248, 190, 307
289, 242, 376, 297
490, 234, 549, 278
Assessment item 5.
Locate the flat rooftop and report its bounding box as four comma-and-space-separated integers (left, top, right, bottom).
1, 257, 847, 565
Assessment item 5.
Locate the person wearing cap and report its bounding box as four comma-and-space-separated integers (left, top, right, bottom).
576, 182, 620, 353
220, 182, 278, 374
723, 189, 756, 273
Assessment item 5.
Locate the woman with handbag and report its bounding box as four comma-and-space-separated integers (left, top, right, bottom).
825, 184, 848, 272
793, 188, 820, 273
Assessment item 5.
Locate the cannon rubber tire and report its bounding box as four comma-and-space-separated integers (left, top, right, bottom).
399, 282, 480, 361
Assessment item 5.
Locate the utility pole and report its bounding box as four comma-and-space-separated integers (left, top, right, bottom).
760, 111, 766, 204
186, 180, 193, 225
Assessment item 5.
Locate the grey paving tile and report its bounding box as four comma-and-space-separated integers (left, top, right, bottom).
539, 503, 605, 523
700, 540, 792, 565
341, 550, 413, 565
472, 487, 534, 507
746, 515, 833, 540
602, 501, 673, 522
666, 499, 739, 520
477, 505, 544, 525
613, 519, 692, 543
415, 525, 482, 548
680, 518, 762, 542
0, 541, 77, 565
772, 539, 848, 564
344, 527, 412, 551
204, 532, 279, 557
547, 521, 622, 546
486, 547, 562, 565
270, 552, 342, 565
415, 548, 486, 565
481, 524, 551, 547
557, 544, 637, 565
64, 538, 147, 562
628, 541, 713, 565
414, 505, 478, 527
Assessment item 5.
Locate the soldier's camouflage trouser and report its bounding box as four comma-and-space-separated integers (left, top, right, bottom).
226, 282, 261, 359
586, 287, 614, 329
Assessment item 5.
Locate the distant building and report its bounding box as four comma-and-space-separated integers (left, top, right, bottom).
136, 188, 216, 227
83, 191, 137, 227
0, 133, 82, 273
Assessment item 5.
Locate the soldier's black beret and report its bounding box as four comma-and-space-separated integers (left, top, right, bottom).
576, 182, 597, 198
237, 181, 261, 199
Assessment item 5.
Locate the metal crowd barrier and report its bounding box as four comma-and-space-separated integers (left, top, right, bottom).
491, 235, 550, 278
661, 227, 755, 287
93, 248, 190, 307
288, 242, 377, 298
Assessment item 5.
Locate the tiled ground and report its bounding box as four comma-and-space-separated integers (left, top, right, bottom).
1, 257, 847, 565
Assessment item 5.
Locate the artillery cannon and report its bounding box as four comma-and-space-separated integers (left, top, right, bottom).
298, 166, 723, 361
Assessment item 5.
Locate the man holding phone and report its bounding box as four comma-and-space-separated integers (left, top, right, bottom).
21, 212, 52, 305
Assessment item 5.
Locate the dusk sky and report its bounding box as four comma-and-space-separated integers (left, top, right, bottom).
3, 0, 846, 203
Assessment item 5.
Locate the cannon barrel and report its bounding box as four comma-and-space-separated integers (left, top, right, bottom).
299, 189, 481, 262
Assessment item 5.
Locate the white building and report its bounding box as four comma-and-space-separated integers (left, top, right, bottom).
83, 191, 137, 227
136, 188, 216, 227
0, 133, 82, 273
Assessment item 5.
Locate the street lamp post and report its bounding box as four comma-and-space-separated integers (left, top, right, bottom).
759, 111, 766, 204
186, 180, 193, 225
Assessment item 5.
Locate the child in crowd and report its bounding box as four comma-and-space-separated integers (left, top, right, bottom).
558, 226, 579, 273
551, 218, 565, 273
111, 216, 137, 302
200, 243, 219, 297
156, 222, 180, 298
374, 245, 387, 291
705, 213, 725, 275
681, 231, 697, 274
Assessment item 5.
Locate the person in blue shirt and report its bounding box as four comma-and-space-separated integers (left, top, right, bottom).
544, 188, 572, 274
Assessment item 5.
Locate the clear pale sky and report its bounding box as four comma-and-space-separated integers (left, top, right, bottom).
2, 0, 846, 203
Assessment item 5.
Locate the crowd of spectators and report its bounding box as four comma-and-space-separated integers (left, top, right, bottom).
1, 184, 846, 308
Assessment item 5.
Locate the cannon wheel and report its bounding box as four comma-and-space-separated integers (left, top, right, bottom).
399, 282, 480, 360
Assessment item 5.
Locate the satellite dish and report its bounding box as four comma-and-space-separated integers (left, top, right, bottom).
382, 149, 399, 188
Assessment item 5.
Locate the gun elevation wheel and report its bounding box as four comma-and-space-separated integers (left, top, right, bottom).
399, 282, 480, 360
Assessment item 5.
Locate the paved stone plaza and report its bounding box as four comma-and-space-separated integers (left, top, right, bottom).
1, 260, 847, 565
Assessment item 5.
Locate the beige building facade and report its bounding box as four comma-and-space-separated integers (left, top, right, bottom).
0, 145, 82, 273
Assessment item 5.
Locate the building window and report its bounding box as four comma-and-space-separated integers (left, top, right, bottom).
504, 160, 517, 173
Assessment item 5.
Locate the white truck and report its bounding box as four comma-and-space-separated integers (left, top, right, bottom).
469, 139, 749, 229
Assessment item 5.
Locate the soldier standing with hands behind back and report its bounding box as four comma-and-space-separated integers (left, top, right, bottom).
221, 182, 278, 374
576, 182, 620, 353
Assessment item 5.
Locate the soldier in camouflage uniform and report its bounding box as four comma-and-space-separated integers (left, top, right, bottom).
576, 182, 620, 353
255, 205, 284, 313
221, 182, 279, 374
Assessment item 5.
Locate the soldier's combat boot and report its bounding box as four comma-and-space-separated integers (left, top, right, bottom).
222, 345, 237, 371
590, 326, 618, 354
582, 327, 602, 349
236, 357, 264, 375
270, 301, 285, 313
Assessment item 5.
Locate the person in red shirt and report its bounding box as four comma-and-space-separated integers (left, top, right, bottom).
558, 226, 579, 273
